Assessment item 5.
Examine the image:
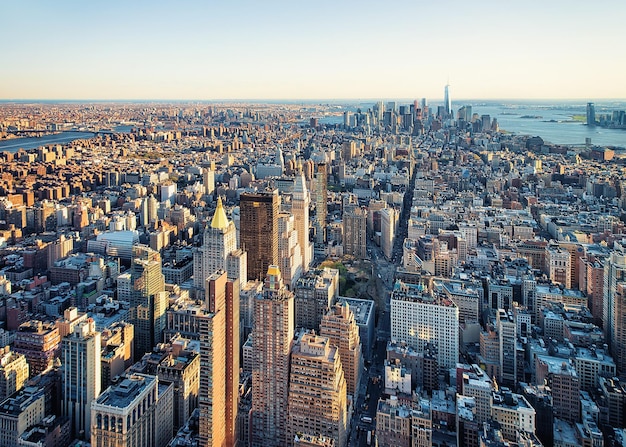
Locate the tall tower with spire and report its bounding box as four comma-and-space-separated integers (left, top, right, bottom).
444, 82, 452, 117
194, 197, 237, 295
292, 170, 312, 272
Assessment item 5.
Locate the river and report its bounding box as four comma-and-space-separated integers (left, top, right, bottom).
326, 99, 626, 148
0, 126, 134, 153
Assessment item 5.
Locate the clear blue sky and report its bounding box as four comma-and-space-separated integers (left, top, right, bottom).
1, 0, 624, 100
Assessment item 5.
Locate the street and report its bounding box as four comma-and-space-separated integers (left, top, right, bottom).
346, 237, 396, 446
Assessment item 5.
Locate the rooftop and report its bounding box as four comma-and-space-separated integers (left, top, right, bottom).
391, 282, 456, 308
95, 374, 155, 409
491, 390, 534, 411
338, 297, 374, 325
0, 386, 44, 416
553, 418, 578, 445
536, 355, 577, 376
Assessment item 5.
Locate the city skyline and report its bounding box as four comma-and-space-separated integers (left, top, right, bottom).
1, 0, 625, 100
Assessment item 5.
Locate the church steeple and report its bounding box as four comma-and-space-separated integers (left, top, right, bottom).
211, 196, 229, 230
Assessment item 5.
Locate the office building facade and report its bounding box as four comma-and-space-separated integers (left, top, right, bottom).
240, 190, 279, 281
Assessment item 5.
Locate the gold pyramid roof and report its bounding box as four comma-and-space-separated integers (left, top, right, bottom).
211, 196, 229, 229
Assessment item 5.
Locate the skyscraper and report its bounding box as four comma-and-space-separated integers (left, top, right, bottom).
320, 302, 363, 398
604, 248, 626, 355
199, 272, 225, 447
497, 309, 517, 387
343, 205, 367, 259
203, 167, 215, 195
314, 163, 327, 245
294, 268, 340, 331
587, 102, 596, 126
287, 333, 347, 447
277, 211, 303, 290
129, 245, 167, 360
444, 83, 451, 117
224, 278, 240, 446
292, 171, 312, 272
612, 283, 626, 374
251, 266, 294, 447
197, 270, 240, 447
380, 207, 396, 260
194, 196, 237, 294
240, 190, 279, 281
62, 318, 101, 440
227, 249, 248, 289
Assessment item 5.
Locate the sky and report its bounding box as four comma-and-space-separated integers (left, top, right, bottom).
1, 0, 625, 101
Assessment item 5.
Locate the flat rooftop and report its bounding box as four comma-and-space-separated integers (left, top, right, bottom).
338, 297, 374, 325
95, 374, 155, 409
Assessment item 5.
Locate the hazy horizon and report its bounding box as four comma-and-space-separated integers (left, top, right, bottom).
2, 98, 626, 104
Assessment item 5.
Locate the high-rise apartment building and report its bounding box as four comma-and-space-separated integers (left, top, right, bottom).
198, 273, 225, 447
13, 320, 61, 377
227, 249, 247, 288
459, 366, 494, 426
294, 268, 339, 331
198, 271, 239, 447
604, 248, 626, 357
224, 278, 239, 446
579, 254, 605, 326
390, 281, 459, 370
277, 212, 303, 290
380, 207, 396, 260
203, 168, 215, 195
156, 346, 199, 432
251, 266, 294, 447
0, 347, 29, 403
129, 245, 167, 360
314, 163, 327, 245
193, 197, 238, 294
292, 171, 312, 272
320, 302, 362, 398
497, 309, 517, 387
535, 355, 580, 423
287, 333, 347, 447
611, 282, 626, 374
240, 190, 279, 281
62, 318, 101, 440
343, 205, 367, 259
